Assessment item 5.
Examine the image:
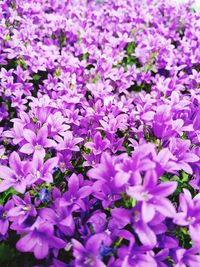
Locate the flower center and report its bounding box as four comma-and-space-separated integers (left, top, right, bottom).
22, 205, 31, 212
70, 196, 76, 203
15, 175, 23, 182
2, 212, 7, 219
107, 194, 113, 200
105, 229, 111, 235
36, 171, 41, 179
110, 176, 114, 181
187, 216, 195, 224
133, 210, 140, 222
35, 145, 42, 151
141, 191, 151, 201
60, 162, 65, 168
83, 255, 94, 266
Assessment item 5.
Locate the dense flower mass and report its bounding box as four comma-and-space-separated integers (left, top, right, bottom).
0, 0, 200, 266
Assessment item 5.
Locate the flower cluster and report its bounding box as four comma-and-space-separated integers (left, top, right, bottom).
0, 0, 200, 266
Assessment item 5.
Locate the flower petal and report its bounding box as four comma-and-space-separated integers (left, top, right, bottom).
151, 181, 177, 197
0, 166, 13, 180
135, 221, 157, 247
16, 233, 36, 252
23, 129, 36, 144
0, 180, 13, 192
34, 240, 49, 259
20, 143, 34, 155
43, 157, 58, 173
9, 152, 22, 173
154, 198, 176, 218
142, 202, 155, 223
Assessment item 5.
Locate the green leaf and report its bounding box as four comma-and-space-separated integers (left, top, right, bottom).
89, 224, 95, 234
181, 132, 187, 140
182, 171, 189, 182
160, 175, 170, 182
82, 52, 90, 60
0, 244, 16, 262
58, 30, 66, 49
93, 72, 101, 83
113, 238, 123, 248
54, 67, 61, 77
50, 33, 56, 40
0, 187, 18, 205
125, 42, 137, 55
78, 30, 81, 44
32, 74, 41, 81
130, 198, 137, 208
4, 34, 10, 43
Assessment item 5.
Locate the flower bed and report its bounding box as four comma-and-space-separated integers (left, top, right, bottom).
0, 0, 200, 266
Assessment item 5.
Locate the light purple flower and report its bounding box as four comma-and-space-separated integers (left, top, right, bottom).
56, 131, 83, 152
85, 131, 110, 155
27, 151, 58, 184
16, 218, 66, 259
0, 200, 14, 236
126, 172, 177, 222
20, 125, 57, 156
39, 204, 75, 236
7, 193, 37, 224
0, 152, 31, 194
59, 173, 92, 211
72, 233, 111, 267
174, 189, 200, 246
173, 247, 200, 267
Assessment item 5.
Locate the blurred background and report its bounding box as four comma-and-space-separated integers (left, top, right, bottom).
173, 0, 200, 11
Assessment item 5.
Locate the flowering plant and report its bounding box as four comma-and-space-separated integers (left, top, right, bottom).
0, 0, 200, 266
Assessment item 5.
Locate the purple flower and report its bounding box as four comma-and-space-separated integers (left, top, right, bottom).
16, 218, 66, 259
126, 171, 177, 222
87, 211, 107, 233
7, 193, 37, 224
56, 131, 83, 152
72, 233, 111, 267
168, 138, 199, 174
43, 74, 58, 91
57, 151, 73, 172
85, 131, 110, 155
59, 173, 92, 211
0, 145, 7, 162
14, 66, 31, 82
20, 126, 57, 156
173, 247, 200, 267
116, 243, 157, 267
0, 200, 14, 236
83, 152, 101, 167
47, 111, 70, 138
173, 189, 200, 246
27, 151, 58, 184
0, 152, 31, 194
88, 152, 129, 189
0, 0, 200, 264
50, 259, 69, 267
154, 249, 171, 267
3, 121, 26, 145
98, 114, 128, 135
110, 206, 158, 247
152, 105, 185, 140
65, 108, 82, 126
93, 183, 121, 208
39, 201, 75, 236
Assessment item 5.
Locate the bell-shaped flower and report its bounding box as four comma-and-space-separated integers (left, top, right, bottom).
0, 152, 32, 194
